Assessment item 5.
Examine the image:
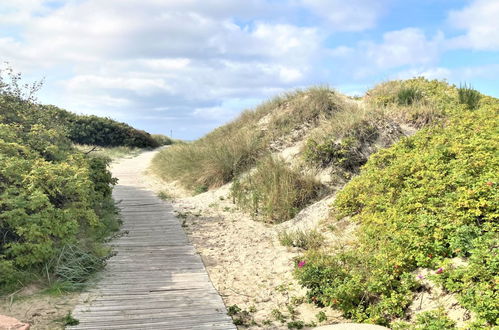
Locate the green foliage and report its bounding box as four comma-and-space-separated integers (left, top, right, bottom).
65, 113, 159, 148
287, 320, 305, 329
60, 312, 79, 326
278, 229, 325, 250
231, 157, 323, 222
151, 134, 175, 146
227, 304, 256, 326
397, 86, 423, 105
0, 68, 120, 293
1, 65, 159, 149
50, 244, 106, 290
303, 119, 380, 171
315, 311, 327, 322
296, 101, 498, 326
367, 78, 461, 128
392, 309, 456, 329
458, 84, 481, 110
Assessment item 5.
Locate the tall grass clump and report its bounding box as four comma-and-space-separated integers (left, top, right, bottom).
396, 86, 423, 106
231, 157, 323, 222
458, 84, 481, 110
367, 78, 461, 128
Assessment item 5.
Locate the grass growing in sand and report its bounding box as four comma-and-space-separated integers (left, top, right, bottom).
231, 157, 323, 223
278, 229, 325, 250
151, 86, 347, 190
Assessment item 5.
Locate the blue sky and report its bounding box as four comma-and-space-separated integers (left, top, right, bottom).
1, 0, 498, 139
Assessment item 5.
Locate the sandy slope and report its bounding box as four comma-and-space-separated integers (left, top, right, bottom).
137, 151, 346, 328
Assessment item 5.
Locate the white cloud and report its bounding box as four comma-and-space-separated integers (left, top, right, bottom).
301, 0, 385, 31
0, 0, 326, 139
448, 0, 499, 50
364, 28, 444, 69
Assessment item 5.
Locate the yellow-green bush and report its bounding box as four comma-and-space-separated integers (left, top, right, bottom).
295, 99, 499, 326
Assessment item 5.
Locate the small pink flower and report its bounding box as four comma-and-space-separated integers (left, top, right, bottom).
436, 267, 444, 274
298, 261, 306, 268
417, 274, 424, 280
486, 181, 494, 186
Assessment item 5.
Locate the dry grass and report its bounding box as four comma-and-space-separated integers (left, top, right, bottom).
151, 129, 264, 189
231, 156, 324, 223
152, 86, 345, 190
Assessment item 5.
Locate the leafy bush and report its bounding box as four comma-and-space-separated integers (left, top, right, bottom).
0, 67, 120, 293
151, 134, 175, 146
231, 157, 323, 222
296, 101, 498, 326
392, 309, 456, 329
66, 114, 159, 148
0, 66, 159, 149
458, 84, 481, 110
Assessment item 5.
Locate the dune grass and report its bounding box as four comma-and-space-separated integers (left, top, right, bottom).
231, 157, 324, 223
152, 86, 345, 190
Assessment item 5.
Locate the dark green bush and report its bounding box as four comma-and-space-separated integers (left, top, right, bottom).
458, 84, 481, 110
0, 70, 120, 293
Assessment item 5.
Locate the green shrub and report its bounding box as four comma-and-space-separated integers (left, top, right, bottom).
278, 229, 325, 250
0, 70, 120, 293
303, 119, 380, 171
458, 84, 481, 110
151, 134, 174, 146
296, 102, 498, 326
231, 157, 323, 222
392, 309, 456, 329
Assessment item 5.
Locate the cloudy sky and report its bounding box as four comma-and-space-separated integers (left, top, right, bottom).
1, 0, 498, 139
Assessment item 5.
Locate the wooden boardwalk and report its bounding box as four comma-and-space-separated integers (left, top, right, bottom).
70, 151, 235, 329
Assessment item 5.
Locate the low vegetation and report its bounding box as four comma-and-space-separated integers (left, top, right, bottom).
0, 67, 163, 149
458, 83, 481, 110
152, 86, 347, 190
296, 84, 498, 327
278, 229, 325, 250
231, 157, 323, 222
